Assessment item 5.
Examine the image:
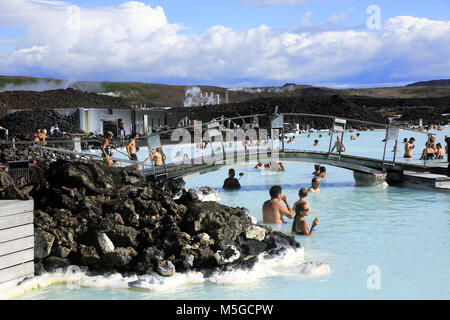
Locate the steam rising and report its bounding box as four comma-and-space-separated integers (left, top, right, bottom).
184, 86, 202, 107
0, 80, 76, 92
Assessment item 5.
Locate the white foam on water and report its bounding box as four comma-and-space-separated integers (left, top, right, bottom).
1, 246, 330, 298
191, 187, 221, 202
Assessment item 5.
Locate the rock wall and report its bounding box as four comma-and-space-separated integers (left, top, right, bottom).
1, 160, 300, 277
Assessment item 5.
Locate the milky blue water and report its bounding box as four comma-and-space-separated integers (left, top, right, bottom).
12, 126, 450, 300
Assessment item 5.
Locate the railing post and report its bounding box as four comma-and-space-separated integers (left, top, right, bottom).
328, 128, 334, 156
338, 130, 345, 158
393, 139, 398, 164
382, 127, 388, 163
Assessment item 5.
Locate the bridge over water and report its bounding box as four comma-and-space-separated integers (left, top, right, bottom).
28, 112, 449, 191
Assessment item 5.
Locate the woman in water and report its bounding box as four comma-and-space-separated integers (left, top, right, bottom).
419, 142, 436, 160
435, 143, 445, 159
292, 202, 319, 236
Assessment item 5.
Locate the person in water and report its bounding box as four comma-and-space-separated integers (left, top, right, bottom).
143, 146, 167, 166
331, 136, 346, 153
313, 139, 319, 146
292, 202, 319, 236
262, 185, 294, 224
126, 133, 139, 169
266, 161, 286, 171
222, 168, 241, 190
102, 131, 114, 166
255, 162, 263, 169
308, 177, 321, 193
312, 164, 321, 175
435, 143, 445, 159
404, 137, 415, 158
419, 141, 436, 160
293, 188, 309, 212
317, 166, 326, 178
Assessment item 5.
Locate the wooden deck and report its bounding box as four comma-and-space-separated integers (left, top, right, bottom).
0, 200, 34, 289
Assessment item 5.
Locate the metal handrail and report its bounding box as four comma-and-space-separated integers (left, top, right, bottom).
36, 145, 154, 170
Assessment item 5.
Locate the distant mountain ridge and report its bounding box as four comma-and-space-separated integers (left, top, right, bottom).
1, 75, 450, 107
407, 79, 450, 87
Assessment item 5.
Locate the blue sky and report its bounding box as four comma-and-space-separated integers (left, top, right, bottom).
0, 0, 449, 88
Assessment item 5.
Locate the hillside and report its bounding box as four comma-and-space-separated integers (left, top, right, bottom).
407, 79, 450, 87
2, 75, 450, 108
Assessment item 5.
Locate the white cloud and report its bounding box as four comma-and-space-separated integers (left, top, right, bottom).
239, 0, 309, 7
0, 1, 449, 86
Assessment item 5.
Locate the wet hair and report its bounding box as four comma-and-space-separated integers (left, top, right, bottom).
228, 168, 235, 177
314, 164, 320, 171
319, 166, 326, 173
269, 185, 282, 199
312, 177, 320, 185
314, 139, 319, 144
298, 188, 308, 198
403, 138, 408, 143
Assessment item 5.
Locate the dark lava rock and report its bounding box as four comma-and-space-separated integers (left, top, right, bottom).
0, 160, 301, 276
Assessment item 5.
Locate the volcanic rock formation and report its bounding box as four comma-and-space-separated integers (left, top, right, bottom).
1, 160, 300, 276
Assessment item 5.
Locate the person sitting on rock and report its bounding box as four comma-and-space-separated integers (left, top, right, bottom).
222, 168, 241, 190
292, 201, 319, 236
33, 128, 41, 146
262, 185, 294, 224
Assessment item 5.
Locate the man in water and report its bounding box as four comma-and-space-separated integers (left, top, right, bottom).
222, 169, 241, 190
308, 177, 321, 193
143, 146, 167, 166
126, 133, 139, 169
331, 136, 346, 153
262, 185, 294, 224
404, 137, 415, 158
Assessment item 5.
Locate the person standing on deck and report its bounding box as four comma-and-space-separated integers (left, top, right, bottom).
127, 133, 139, 169
102, 131, 114, 166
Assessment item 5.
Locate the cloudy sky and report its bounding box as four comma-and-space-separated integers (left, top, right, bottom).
0, 0, 449, 88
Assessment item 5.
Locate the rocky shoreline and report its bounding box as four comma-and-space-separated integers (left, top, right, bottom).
0, 160, 300, 277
